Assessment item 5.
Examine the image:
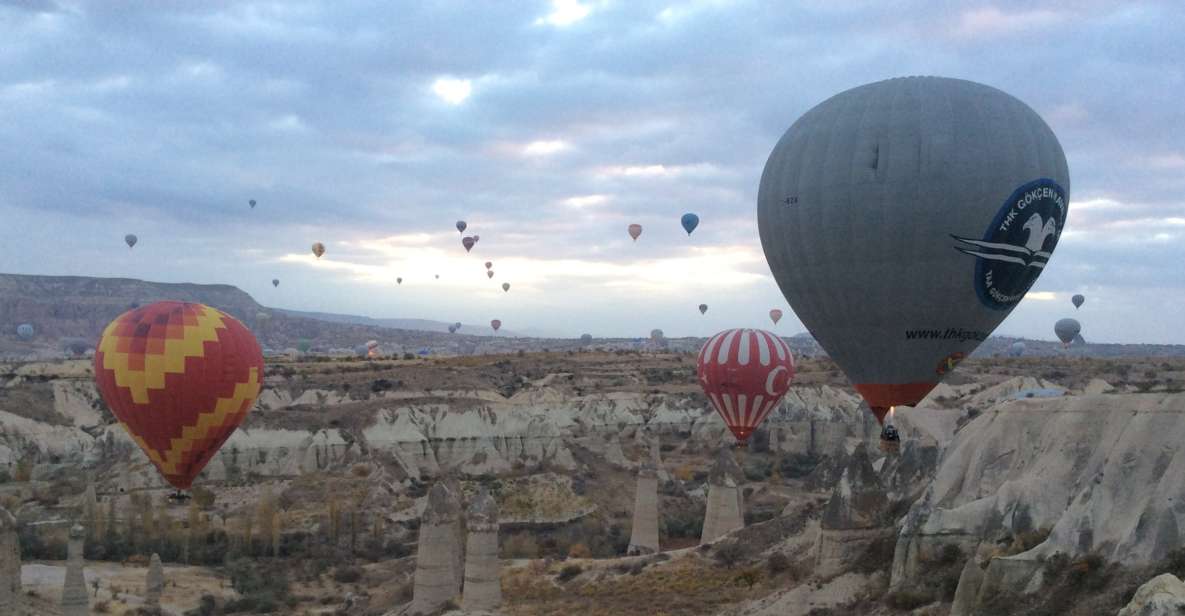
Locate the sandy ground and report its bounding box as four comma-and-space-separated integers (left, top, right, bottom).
22, 560, 234, 614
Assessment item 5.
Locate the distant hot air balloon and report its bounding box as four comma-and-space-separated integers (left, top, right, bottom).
1055, 318, 1080, 347
454, 322, 462, 331
628, 224, 642, 241
311, 242, 325, 258
502, 283, 510, 292
757, 76, 1070, 427
769, 309, 783, 325
456, 221, 467, 233
580, 333, 593, 345
487, 270, 495, 279
681, 213, 700, 236
485, 261, 492, 270
448, 325, 457, 333
249, 199, 256, 209
698, 304, 708, 315
125, 234, 138, 248
397, 277, 403, 285
491, 319, 502, 332
272, 279, 279, 288
1072, 294, 1085, 309
1010, 341, 1026, 357
93, 301, 263, 490
697, 328, 796, 444
650, 329, 664, 341
435, 274, 440, 279
473, 235, 480, 243
16, 323, 34, 339
462, 237, 475, 252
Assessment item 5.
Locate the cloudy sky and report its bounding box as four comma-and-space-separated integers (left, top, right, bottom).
1, 1, 1182, 343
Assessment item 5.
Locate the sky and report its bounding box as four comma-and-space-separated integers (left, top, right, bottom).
1, 0, 1182, 343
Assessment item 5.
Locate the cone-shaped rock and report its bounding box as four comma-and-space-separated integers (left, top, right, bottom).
815, 443, 891, 576
146, 552, 164, 609
461, 488, 502, 611
628, 460, 660, 555
61, 523, 89, 616
409, 482, 463, 614
0, 506, 20, 614
701, 448, 745, 544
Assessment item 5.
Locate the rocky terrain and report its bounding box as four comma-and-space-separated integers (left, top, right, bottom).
1, 349, 1184, 615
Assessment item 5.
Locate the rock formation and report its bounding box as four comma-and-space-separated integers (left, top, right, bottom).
409, 482, 462, 614
894, 392, 1185, 595
1118, 573, 1185, 616
815, 442, 890, 577
146, 552, 164, 610
701, 448, 744, 544
628, 460, 659, 555
461, 488, 501, 611
0, 506, 20, 615
61, 523, 89, 616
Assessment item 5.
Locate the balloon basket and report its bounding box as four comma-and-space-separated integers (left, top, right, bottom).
879, 438, 900, 455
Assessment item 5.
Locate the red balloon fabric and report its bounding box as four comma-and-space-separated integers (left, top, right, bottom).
697, 328, 796, 444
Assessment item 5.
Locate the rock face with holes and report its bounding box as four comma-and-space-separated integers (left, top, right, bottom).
893, 393, 1185, 595
628, 461, 660, 555
701, 448, 745, 544
0, 506, 20, 614
461, 488, 501, 612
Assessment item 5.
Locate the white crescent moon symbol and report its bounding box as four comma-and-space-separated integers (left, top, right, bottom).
765, 365, 788, 396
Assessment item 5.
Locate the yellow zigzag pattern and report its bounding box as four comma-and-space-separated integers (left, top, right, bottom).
127, 367, 261, 476
99, 306, 225, 404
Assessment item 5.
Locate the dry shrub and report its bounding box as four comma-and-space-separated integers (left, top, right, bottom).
568, 543, 591, 559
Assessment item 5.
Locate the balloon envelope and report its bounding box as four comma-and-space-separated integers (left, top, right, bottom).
580, 333, 593, 344
16, 323, 34, 339
628, 224, 642, 241
491, 319, 502, 332
502, 283, 510, 292
485, 261, 492, 270
456, 220, 467, 233
769, 309, 783, 325
249, 199, 256, 209
397, 277, 403, 284
1055, 318, 1080, 345
697, 328, 796, 443
311, 242, 325, 258
462, 236, 475, 252
1072, 294, 1085, 309
698, 304, 708, 315
125, 234, 138, 248
757, 76, 1070, 425
93, 301, 263, 490
487, 270, 494, 279
1010, 341, 1026, 357
272, 279, 279, 287
681, 213, 700, 235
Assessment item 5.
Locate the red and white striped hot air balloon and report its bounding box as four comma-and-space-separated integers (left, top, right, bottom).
697, 328, 796, 444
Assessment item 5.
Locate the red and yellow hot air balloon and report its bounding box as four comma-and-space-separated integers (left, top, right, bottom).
697, 328, 796, 444
93, 301, 264, 490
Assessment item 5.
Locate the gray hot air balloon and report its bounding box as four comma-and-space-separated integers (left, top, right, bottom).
650, 329, 664, 340
1010, 341, 1026, 357
757, 76, 1070, 426
580, 333, 593, 345
16, 323, 34, 339
1071, 333, 1086, 347
125, 234, 138, 248
1072, 294, 1085, 309
698, 304, 708, 315
1055, 318, 1081, 347
272, 279, 280, 288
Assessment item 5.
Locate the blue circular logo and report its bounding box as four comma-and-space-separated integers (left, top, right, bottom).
952, 178, 1067, 311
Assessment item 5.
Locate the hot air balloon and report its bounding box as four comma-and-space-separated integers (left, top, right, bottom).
1055, 318, 1080, 347
272, 279, 279, 288
16, 323, 34, 339
454, 322, 462, 331
448, 325, 457, 333
1072, 294, 1085, 309
366, 340, 380, 358
93, 301, 263, 490
485, 261, 492, 270
651, 329, 664, 340
435, 274, 440, 279
757, 76, 1070, 428
491, 319, 502, 332
628, 224, 642, 241
397, 277, 403, 285
697, 328, 796, 444
473, 235, 480, 243
311, 242, 325, 258
681, 213, 699, 236
487, 270, 495, 279
580, 333, 593, 345
249, 199, 256, 209
457, 221, 467, 233
1010, 341, 1026, 357
462, 237, 475, 252
769, 309, 783, 325
502, 283, 510, 292
125, 234, 138, 248
698, 304, 708, 315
